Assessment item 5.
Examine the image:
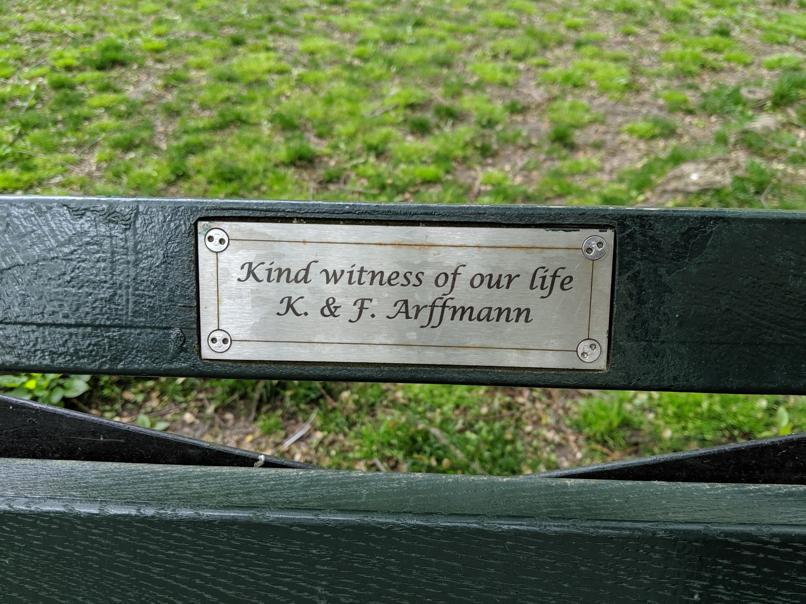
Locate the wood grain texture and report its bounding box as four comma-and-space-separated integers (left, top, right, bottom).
1, 459, 806, 602
4, 458, 806, 524
1, 196, 805, 392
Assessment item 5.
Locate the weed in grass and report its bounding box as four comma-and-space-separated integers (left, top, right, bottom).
557, 156, 601, 175
470, 61, 520, 86
141, 38, 168, 54
480, 169, 510, 187
763, 54, 803, 71
659, 89, 693, 113
771, 69, 806, 108
258, 411, 285, 436
360, 127, 398, 156
699, 84, 748, 115
299, 36, 343, 57
547, 99, 601, 128
461, 94, 507, 128
758, 12, 806, 45
270, 108, 302, 133
46, 73, 77, 91
231, 52, 291, 83
106, 120, 153, 151
548, 124, 576, 148
433, 103, 462, 123
534, 170, 583, 200
563, 17, 588, 31
281, 138, 318, 166
483, 11, 519, 29
490, 37, 538, 60
723, 48, 754, 65
86, 93, 129, 111
545, 99, 601, 148
84, 38, 135, 71
622, 116, 677, 139
404, 163, 446, 185
477, 170, 530, 204
542, 59, 631, 95
386, 87, 430, 110
574, 394, 643, 450
661, 49, 705, 76
49, 48, 81, 71
407, 114, 434, 135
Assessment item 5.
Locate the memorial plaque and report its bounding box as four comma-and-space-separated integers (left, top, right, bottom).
198, 222, 614, 370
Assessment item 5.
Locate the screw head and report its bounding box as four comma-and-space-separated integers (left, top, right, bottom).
204, 228, 229, 253
577, 338, 602, 363
582, 235, 606, 260
207, 329, 232, 353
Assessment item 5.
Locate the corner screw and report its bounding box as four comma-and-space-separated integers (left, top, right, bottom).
577, 338, 602, 363
582, 235, 606, 261
207, 329, 232, 353
204, 228, 229, 253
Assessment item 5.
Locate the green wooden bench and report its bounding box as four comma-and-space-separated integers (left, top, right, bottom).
1, 195, 805, 602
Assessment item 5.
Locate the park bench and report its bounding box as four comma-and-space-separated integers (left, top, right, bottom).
1, 195, 805, 601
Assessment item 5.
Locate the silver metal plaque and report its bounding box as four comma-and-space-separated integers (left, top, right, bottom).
198, 221, 614, 370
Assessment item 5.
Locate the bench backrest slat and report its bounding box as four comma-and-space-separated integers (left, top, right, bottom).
2, 196, 804, 393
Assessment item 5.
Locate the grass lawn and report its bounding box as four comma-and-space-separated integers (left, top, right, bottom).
1, 0, 804, 473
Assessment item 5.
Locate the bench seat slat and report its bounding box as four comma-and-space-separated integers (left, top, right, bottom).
1, 459, 805, 602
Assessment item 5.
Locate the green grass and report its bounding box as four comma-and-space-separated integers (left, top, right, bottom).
0, 0, 800, 206
1, 0, 805, 474
771, 69, 806, 108
659, 89, 694, 113
622, 116, 677, 139
575, 391, 806, 460
23, 374, 804, 475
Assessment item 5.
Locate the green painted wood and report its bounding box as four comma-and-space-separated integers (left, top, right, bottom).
0, 394, 306, 468
546, 432, 806, 484
2, 196, 805, 393
4, 458, 806, 524
1, 459, 806, 602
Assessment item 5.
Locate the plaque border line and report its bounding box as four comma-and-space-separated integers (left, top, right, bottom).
232, 339, 577, 353
587, 261, 594, 338
229, 237, 579, 252
215, 252, 221, 330
209, 233, 603, 359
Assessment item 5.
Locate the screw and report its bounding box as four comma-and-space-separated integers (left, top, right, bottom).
582, 235, 606, 260
204, 228, 229, 253
207, 329, 232, 353
577, 338, 602, 363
